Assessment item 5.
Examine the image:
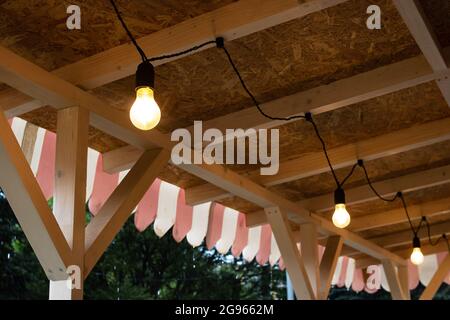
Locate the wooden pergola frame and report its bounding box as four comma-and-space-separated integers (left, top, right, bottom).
0, 0, 448, 300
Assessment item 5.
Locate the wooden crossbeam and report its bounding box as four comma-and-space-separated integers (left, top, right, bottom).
0, 111, 72, 280
420, 254, 450, 300
398, 265, 411, 300
299, 223, 320, 296
318, 236, 343, 300
356, 241, 449, 269
265, 207, 314, 299
246, 167, 450, 228
186, 117, 450, 205
84, 149, 170, 278
393, 0, 450, 106
49, 107, 89, 300
382, 259, 408, 300
179, 160, 406, 265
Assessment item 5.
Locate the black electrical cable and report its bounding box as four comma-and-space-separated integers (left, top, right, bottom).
218, 44, 307, 123
148, 40, 217, 62
359, 160, 399, 202
422, 217, 450, 251
340, 162, 359, 187
109, 0, 148, 62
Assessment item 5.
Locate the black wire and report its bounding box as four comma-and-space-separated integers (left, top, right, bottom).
306, 117, 341, 188
148, 40, 217, 62
110, 0, 148, 62
340, 162, 358, 187
399, 194, 419, 236
219, 45, 307, 122
422, 217, 449, 250
360, 161, 399, 202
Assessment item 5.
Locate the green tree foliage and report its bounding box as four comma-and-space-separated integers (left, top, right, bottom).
0, 193, 448, 300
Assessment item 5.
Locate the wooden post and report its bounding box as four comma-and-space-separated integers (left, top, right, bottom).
299, 223, 320, 296
420, 254, 450, 300
318, 236, 343, 300
382, 260, 407, 300
398, 265, 410, 300
49, 107, 89, 300
264, 207, 314, 300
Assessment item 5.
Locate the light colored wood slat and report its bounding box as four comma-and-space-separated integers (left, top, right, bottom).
0, 88, 44, 118
186, 117, 450, 205
265, 207, 314, 300
318, 236, 343, 300
84, 149, 170, 278
382, 259, 407, 300
49, 107, 89, 300
102, 145, 145, 174
299, 223, 320, 296
0, 111, 71, 280
420, 254, 450, 300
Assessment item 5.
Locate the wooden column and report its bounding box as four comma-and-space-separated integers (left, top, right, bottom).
264, 207, 314, 300
299, 223, 320, 296
49, 107, 89, 300
420, 254, 450, 300
318, 236, 343, 300
398, 265, 410, 300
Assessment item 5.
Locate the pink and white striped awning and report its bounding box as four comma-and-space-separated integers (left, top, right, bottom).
8, 117, 450, 293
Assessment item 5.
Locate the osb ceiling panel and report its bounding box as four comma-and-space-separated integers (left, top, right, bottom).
420, 0, 450, 48
0, 0, 235, 70
92, 0, 421, 136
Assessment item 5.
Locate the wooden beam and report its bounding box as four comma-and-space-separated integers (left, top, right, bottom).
49, 107, 89, 300
0, 111, 71, 280
102, 145, 145, 174
356, 241, 449, 269
420, 254, 450, 300
299, 223, 320, 296
20, 122, 39, 164
265, 207, 314, 300
186, 117, 450, 205
382, 259, 408, 300
246, 166, 450, 228
0, 0, 348, 115
84, 149, 170, 278
318, 236, 343, 300
393, 0, 450, 106
0, 88, 44, 118
179, 160, 407, 265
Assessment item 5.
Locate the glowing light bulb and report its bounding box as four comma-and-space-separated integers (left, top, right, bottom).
332, 203, 351, 229
410, 247, 424, 265
410, 236, 424, 265
130, 87, 161, 131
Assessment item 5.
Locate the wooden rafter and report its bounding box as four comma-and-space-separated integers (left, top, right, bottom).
0, 111, 72, 281
382, 259, 408, 300
186, 117, 450, 205
299, 223, 320, 296
393, 0, 450, 106
246, 166, 450, 228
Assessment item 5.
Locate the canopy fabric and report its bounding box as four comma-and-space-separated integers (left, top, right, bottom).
8, 117, 450, 293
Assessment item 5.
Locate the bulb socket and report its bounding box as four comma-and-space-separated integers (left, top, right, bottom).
334, 187, 346, 205
412, 236, 421, 249
135, 61, 155, 90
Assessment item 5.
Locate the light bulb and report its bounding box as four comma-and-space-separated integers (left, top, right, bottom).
130, 87, 161, 131
410, 247, 424, 265
332, 203, 351, 228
